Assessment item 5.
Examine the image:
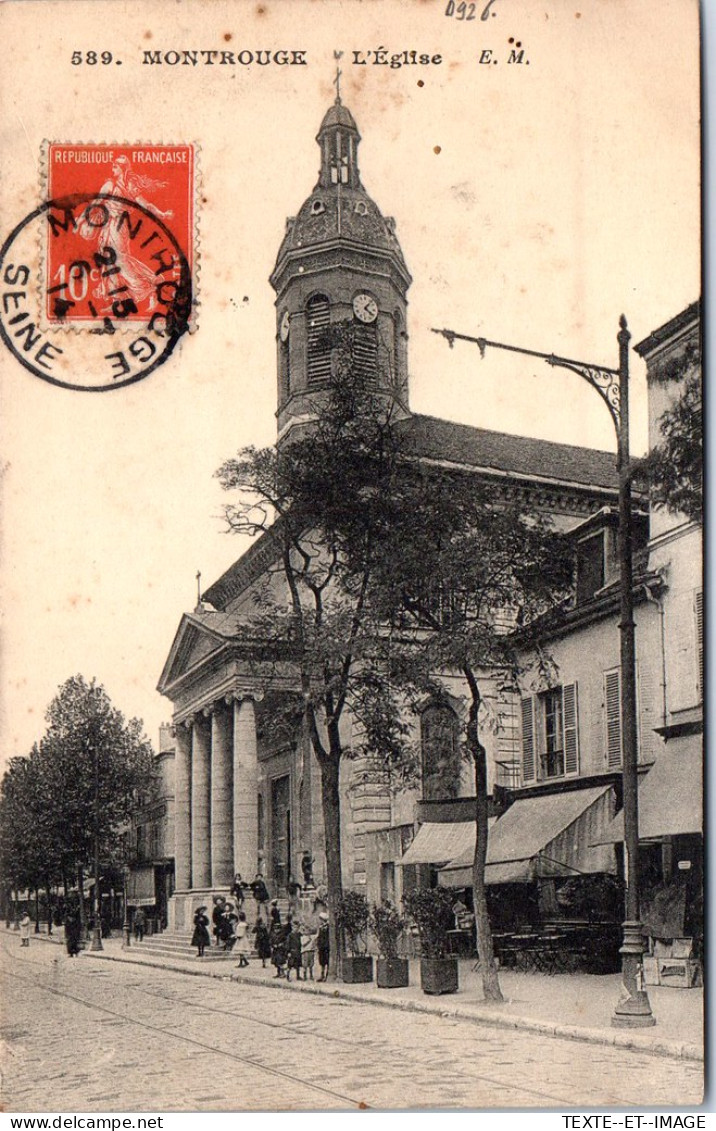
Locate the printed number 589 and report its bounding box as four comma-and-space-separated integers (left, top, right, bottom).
71, 51, 114, 64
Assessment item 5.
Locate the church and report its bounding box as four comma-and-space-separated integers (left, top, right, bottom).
157, 95, 620, 932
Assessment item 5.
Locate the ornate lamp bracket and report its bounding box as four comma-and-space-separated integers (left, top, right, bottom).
546, 357, 621, 436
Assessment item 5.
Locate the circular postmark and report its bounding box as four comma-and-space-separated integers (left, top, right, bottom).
0, 193, 192, 391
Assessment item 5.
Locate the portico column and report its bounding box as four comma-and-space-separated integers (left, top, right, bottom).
233, 697, 258, 879
191, 714, 212, 889
211, 703, 233, 888
174, 723, 192, 891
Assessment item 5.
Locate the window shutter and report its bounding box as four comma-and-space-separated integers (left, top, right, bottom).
605, 668, 622, 768
521, 696, 536, 783
307, 295, 331, 386
695, 590, 704, 702
562, 682, 579, 775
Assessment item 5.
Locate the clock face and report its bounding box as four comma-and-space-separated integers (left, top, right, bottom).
279, 311, 290, 342
353, 294, 378, 324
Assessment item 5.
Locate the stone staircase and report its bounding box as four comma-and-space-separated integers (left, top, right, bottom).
129, 931, 238, 963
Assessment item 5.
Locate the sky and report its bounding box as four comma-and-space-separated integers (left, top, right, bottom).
0, 0, 701, 765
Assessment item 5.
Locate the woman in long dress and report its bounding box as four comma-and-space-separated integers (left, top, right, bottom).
191, 906, 211, 958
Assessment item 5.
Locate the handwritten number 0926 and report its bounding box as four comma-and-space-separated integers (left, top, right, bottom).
71, 51, 114, 64
445, 0, 498, 18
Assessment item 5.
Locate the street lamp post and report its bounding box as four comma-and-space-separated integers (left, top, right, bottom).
432, 316, 654, 1027
88, 702, 103, 953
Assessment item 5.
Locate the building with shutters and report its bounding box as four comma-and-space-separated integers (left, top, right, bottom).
126, 724, 176, 933
442, 301, 703, 952
157, 95, 630, 933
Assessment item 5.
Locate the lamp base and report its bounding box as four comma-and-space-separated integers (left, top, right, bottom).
612, 920, 655, 1028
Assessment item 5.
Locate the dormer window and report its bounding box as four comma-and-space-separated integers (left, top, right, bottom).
575, 531, 607, 605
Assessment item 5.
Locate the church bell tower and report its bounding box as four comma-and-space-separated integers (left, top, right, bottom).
270, 95, 412, 439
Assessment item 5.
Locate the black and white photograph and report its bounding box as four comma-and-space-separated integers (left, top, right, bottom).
0, 0, 703, 1116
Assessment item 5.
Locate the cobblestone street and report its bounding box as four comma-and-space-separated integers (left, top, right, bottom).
0, 935, 703, 1112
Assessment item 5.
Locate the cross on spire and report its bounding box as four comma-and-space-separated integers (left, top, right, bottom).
333, 51, 343, 104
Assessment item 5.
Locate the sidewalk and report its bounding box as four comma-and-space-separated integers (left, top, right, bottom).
25, 927, 702, 1063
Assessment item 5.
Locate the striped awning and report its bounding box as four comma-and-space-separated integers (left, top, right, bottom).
440, 785, 616, 887
400, 821, 476, 867
593, 746, 702, 843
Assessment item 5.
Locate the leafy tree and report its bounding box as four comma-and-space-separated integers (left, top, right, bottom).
216, 324, 571, 994
2, 677, 155, 923
216, 324, 418, 972
366, 469, 573, 1001
633, 344, 702, 523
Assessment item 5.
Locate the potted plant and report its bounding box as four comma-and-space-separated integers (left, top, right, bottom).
403, 886, 458, 995
370, 900, 409, 988
336, 890, 373, 983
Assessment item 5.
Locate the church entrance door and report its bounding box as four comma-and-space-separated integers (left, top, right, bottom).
271, 775, 291, 895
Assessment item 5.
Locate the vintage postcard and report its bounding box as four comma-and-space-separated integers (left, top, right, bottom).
0, 0, 703, 1119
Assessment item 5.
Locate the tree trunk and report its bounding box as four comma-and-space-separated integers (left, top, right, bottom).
468, 698, 504, 1003
77, 864, 86, 934
33, 889, 40, 932
317, 742, 344, 978
45, 876, 53, 934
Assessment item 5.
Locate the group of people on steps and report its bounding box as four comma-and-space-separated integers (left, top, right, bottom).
191, 871, 330, 979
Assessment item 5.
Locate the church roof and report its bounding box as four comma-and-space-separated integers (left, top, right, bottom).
396, 414, 618, 492
318, 101, 359, 133
201, 416, 618, 613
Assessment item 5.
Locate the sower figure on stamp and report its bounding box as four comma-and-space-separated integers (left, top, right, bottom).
79, 156, 174, 314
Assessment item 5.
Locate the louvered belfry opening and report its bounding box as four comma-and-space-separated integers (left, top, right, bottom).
307, 294, 331, 387
352, 322, 378, 385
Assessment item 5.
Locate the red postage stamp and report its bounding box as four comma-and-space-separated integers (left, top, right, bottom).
44, 144, 195, 327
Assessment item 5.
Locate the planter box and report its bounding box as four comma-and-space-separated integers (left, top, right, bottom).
420, 956, 459, 995
342, 955, 374, 984
376, 957, 409, 988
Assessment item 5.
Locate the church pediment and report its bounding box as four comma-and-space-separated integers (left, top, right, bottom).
157, 610, 238, 694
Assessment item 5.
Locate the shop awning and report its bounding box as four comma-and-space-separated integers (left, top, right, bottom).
593, 748, 702, 844
400, 821, 476, 867
439, 785, 616, 888
127, 866, 156, 907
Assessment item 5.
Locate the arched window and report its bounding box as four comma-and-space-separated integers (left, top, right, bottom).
420, 703, 461, 801
306, 294, 331, 386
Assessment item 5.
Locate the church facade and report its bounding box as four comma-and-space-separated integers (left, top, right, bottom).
158, 97, 621, 931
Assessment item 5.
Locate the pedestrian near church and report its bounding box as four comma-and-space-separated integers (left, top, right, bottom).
254, 915, 271, 967
250, 874, 270, 922
231, 872, 246, 911
19, 911, 31, 947
317, 912, 330, 981
133, 906, 146, 942
64, 902, 81, 957
212, 895, 226, 947
270, 920, 289, 978
191, 905, 210, 958
234, 910, 250, 968
286, 920, 303, 980
301, 926, 316, 980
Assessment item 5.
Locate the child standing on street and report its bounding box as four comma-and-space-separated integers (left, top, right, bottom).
254, 915, 271, 967
286, 921, 303, 981
234, 910, 250, 968
19, 911, 31, 947
301, 925, 316, 980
